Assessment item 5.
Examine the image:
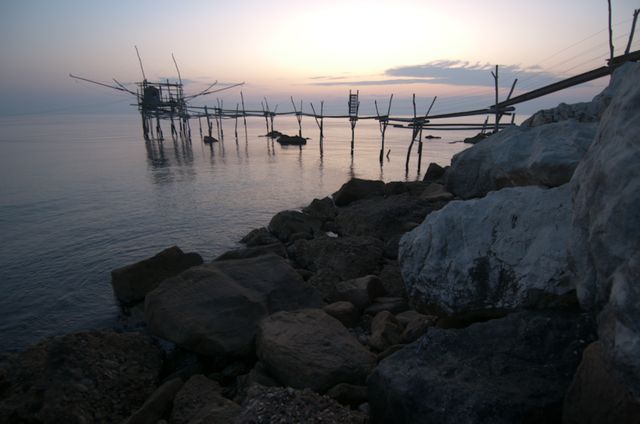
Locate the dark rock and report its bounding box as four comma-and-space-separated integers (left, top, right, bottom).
368, 310, 595, 424
563, 341, 640, 424
268, 210, 322, 243
326, 383, 368, 408
303, 197, 337, 221
240, 227, 280, 247
419, 183, 454, 202
376, 344, 406, 362
369, 311, 403, 352
111, 246, 203, 305
277, 134, 307, 145
124, 378, 184, 424
214, 242, 286, 261
394, 310, 428, 327
401, 315, 436, 343
266, 130, 283, 138
234, 362, 280, 403
236, 385, 368, 424
307, 268, 342, 300
257, 309, 376, 392
462, 132, 489, 144
324, 301, 360, 328
364, 297, 409, 315
423, 162, 447, 183
333, 178, 385, 206
145, 254, 324, 356
328, 275, 387, 311
171, 375, 240, 424
0, 330, 163, 423
292, 235, 385, 281
378, 261, 407, 298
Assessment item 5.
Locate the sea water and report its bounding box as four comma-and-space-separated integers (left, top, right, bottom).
0, 112, 471, 352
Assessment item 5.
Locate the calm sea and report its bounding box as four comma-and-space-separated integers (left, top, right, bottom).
0, 112, 470, 352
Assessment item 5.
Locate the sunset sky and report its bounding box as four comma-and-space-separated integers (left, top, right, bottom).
1, 0, 639, 116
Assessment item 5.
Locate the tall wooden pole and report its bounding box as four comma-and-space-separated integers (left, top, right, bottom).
625, 9, 640, 55
240, 91, 248, 137
608, 0, 615, 62
491, 65, 499, 133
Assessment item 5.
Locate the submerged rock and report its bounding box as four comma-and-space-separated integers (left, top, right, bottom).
368, 310, 595, 424
0, 330, 163, 423
257, 309, 376, 392
400, 184, 574, 317
111, 246, 203, 305
145, 254, 323, 356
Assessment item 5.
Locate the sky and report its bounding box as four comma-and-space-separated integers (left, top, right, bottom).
0, 0, 639, 116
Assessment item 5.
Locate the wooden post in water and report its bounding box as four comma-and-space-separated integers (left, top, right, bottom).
235, 103, 239, 140
240, 91, 248, 137
291, 97, 303, 137
348, 90, 360, 156
310, 101, 324, 156
204, 105, 213, 138
217, 98, 224, 140
405, 94, 418, 173
491, 65, 499, 133
625, 9, 639, 55
261, 101, 270, 134
198, 116, 203, 138
375, 94, 393, 164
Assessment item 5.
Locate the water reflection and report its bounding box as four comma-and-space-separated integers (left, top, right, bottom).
145, 135, 197, 184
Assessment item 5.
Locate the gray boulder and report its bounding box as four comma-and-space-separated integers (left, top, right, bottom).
111, 246, 203, 305
333, 178, 385, 206
368, 310, 595, 424
268, 210, 322, 243
257, 309, 376, 392
144, 254, 323, 356
0, 330, 163, 423
400, 184, 574, 317
240, 227, 280, 247
302, 196, 337, 221
327, 275, 386, 311
569, 63, 640, 398
445, 120, 595, 199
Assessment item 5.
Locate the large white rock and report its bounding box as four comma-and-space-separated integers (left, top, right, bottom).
399, 184, 573, 316
446, 121, 596, 199
569, 63, 640, 396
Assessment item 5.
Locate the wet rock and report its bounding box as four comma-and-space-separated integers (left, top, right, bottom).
400, 184, 574, 317
563, 341, 640, 424
111, 246, 203, 305
257, 309, 376, 392
171, 374, 240, 424
323, 301, 360, 328
145, 254, 323, 356
446, 121, 596, 199
0, 330, 162, 423
236, 385, 368, 424
277, 134, 307, 145
214, 242, 286, 261
268, 210, 322, 243
368, 310, 595, 424
124, 378, 184, 424
333, 178, 385, 206
364, 297, 409, 315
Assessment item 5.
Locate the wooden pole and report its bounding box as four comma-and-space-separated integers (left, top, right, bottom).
608, 0, 615, 63
261, 101, 270, 134
235, 103, 239, 139
218, 99, 224, 140
204, 105, 212, 138
491, 65, 499, 133
240, 91, 248, 137
405, 94, 417, 173
291, 97, 303, 137
625, 9, 640, 55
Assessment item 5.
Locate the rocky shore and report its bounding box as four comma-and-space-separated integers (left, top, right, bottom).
1, 63, 639, 423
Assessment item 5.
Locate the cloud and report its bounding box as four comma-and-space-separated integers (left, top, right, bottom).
385, 60, 560, 87
310, 78, 437, 86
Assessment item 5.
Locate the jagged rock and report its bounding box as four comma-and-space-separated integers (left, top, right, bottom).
323, 301, 359, 328
145, 254, 323, 356
401, 314, 436, 343
268, 210, 322, 243
0, 330, 162, 423
257, 309, 376, 392
292, 235, 385, 281
364, 297, 409, 315
423, 162, 447, 183
327, 275, 386, 311
368, 310, 595, 424
236, 385, 368, 424
124, 378, 184, 424
419, 183, 454, 202
400, 184, 575, 317
214, 242, 286, 261
383, 181, 429, 197
111, 246, 203, 305
569, 63, 640, 397
240, 227, 280, 247
303, 197, 337, 221
369, 311, 403, 352
563, 341, 640, 424
445, 121, 596, 199
326, 383, 368, 408
333, 178, 385, 206
171, 375, 240, 424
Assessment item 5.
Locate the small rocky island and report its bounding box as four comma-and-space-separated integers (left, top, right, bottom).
0, 63, 638, 423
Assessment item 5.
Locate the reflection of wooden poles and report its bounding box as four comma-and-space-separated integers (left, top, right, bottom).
235, 103, 239, 139
375, 94, 393, 164
291, 97, 303, 137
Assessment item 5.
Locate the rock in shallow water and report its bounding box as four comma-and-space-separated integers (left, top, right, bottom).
367, 310, 595, 424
